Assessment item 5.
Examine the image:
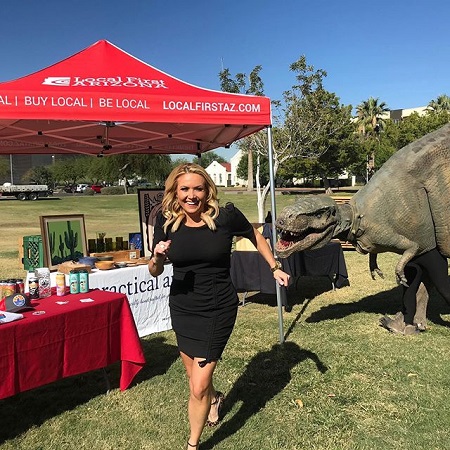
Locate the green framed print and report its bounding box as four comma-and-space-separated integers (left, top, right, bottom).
40, 214, 88, 270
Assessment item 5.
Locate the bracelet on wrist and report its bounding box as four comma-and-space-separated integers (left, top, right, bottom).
270, 260, 282, 273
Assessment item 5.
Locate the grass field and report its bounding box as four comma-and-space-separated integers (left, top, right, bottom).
1, 192, 449, 450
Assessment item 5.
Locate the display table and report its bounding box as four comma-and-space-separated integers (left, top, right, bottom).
29, 263, 173, 337
230, 241, 349, 295
0, 289, 145, 400
85, 264, 173, 337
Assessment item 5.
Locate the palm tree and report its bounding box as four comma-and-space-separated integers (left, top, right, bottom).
427, 94, 450, 113
356, 97, 389, 134
356, 97, 389, 179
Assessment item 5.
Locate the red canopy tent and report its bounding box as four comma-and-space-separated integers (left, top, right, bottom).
0, 40, 271, 156
0, 40, 285, 342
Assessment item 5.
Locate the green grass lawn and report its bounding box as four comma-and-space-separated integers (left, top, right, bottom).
1, 192, 450, 449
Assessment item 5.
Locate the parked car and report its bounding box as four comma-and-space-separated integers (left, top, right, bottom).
76, 184, 89, 193
89, 185, 103, 193
63, 184, 76, 193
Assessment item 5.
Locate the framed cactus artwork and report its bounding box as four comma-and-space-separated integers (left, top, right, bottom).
39, 214, 88, 270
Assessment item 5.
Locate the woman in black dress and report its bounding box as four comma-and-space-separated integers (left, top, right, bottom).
149, 163, 289, 449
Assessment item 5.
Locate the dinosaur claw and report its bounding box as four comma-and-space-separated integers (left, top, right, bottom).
375, 269, 384, 279
371, 268, 384, 280
396, 274, 409, 287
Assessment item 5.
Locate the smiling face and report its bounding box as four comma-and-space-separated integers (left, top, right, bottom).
176, 173, 207, 221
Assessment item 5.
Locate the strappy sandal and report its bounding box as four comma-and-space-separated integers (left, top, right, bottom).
187, 441, 199, 449
206, 391, 224, 427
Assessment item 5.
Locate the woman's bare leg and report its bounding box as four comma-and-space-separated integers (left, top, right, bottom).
180, 352, 217, 448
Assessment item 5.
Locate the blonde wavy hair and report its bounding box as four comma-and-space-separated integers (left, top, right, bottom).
162, 163, 219, 232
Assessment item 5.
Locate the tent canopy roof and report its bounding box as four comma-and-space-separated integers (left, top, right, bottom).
0, 40, 271, 156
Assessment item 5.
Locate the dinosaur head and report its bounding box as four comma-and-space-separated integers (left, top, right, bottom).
275, 195, 341, 257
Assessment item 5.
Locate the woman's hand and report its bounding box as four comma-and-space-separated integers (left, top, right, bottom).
149, 240, 171, 277
154, 240, 171, 259
273, 269, 290, 287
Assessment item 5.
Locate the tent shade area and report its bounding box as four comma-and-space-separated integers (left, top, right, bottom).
0, 40, 271, 157
0, 40, 286, 342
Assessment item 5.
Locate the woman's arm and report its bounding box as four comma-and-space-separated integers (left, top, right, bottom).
148, 240, 171, 277
253, 228, 290, 286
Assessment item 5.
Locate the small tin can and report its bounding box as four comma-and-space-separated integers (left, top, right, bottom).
15, 279, 25, 294
28, 276, 40, 299
35, 268, 51, 298
78, 270, 89, 294
56, 272, 66, 296
3, 280, 17, 298
69, 271, 79, 294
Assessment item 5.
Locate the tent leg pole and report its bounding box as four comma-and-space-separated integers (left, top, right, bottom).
267, 126, 284, 344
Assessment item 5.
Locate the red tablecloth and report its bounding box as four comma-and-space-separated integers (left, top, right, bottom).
0, 289, 145, 400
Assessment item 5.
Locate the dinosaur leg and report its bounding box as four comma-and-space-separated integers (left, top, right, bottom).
369, 253, 384, 280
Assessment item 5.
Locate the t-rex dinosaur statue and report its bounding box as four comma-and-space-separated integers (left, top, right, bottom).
275, 122, 450, 332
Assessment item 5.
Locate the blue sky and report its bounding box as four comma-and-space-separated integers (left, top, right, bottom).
1, 0, 448, 159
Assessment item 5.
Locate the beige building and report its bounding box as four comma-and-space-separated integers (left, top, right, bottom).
382, 105, 428, 122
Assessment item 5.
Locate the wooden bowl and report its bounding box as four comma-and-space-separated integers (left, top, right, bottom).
114, 261, 128, 268
95, 260, 115, 270
96, 255, 114, 261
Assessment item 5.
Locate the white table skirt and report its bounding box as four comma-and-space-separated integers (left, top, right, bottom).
26, 263, 173, 337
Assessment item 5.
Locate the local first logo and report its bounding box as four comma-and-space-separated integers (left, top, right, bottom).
42, 76, 168, 89
42, 77, 71, 86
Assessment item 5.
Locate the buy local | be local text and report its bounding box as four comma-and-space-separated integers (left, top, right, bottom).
19, 95, 150, 109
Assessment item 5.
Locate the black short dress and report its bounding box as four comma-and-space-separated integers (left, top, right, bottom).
152, 203, 255, 365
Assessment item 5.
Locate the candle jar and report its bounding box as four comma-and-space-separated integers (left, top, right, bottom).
88, 239, 97, 254
105, 238, 113, 252
96, 238, 105, 253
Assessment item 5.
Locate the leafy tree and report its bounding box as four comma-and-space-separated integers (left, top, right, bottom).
192, 151, 226, 168
21, 165, 54, 186
0, 156, 9, 179
268, 56, 354, 196
219, 55, 355, 219
219, 65, 264, 191
50, 157, 84, 187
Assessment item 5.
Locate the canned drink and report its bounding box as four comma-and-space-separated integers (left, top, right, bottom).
35, 268, 51, 298
78, 270, 89, 294
15, 279, 25, 294
28, 276, 40, 300
3, 280, 17, 298
56, 273, 66, 296
69, 271, 79, 294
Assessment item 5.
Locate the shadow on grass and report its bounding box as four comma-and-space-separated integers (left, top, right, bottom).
201, 341, 327, 450
0, 335, 178, 444
240, 276, 335, 309
303, 285, 450, 329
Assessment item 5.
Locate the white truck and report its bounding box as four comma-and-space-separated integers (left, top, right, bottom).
0, 183, 53, 201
